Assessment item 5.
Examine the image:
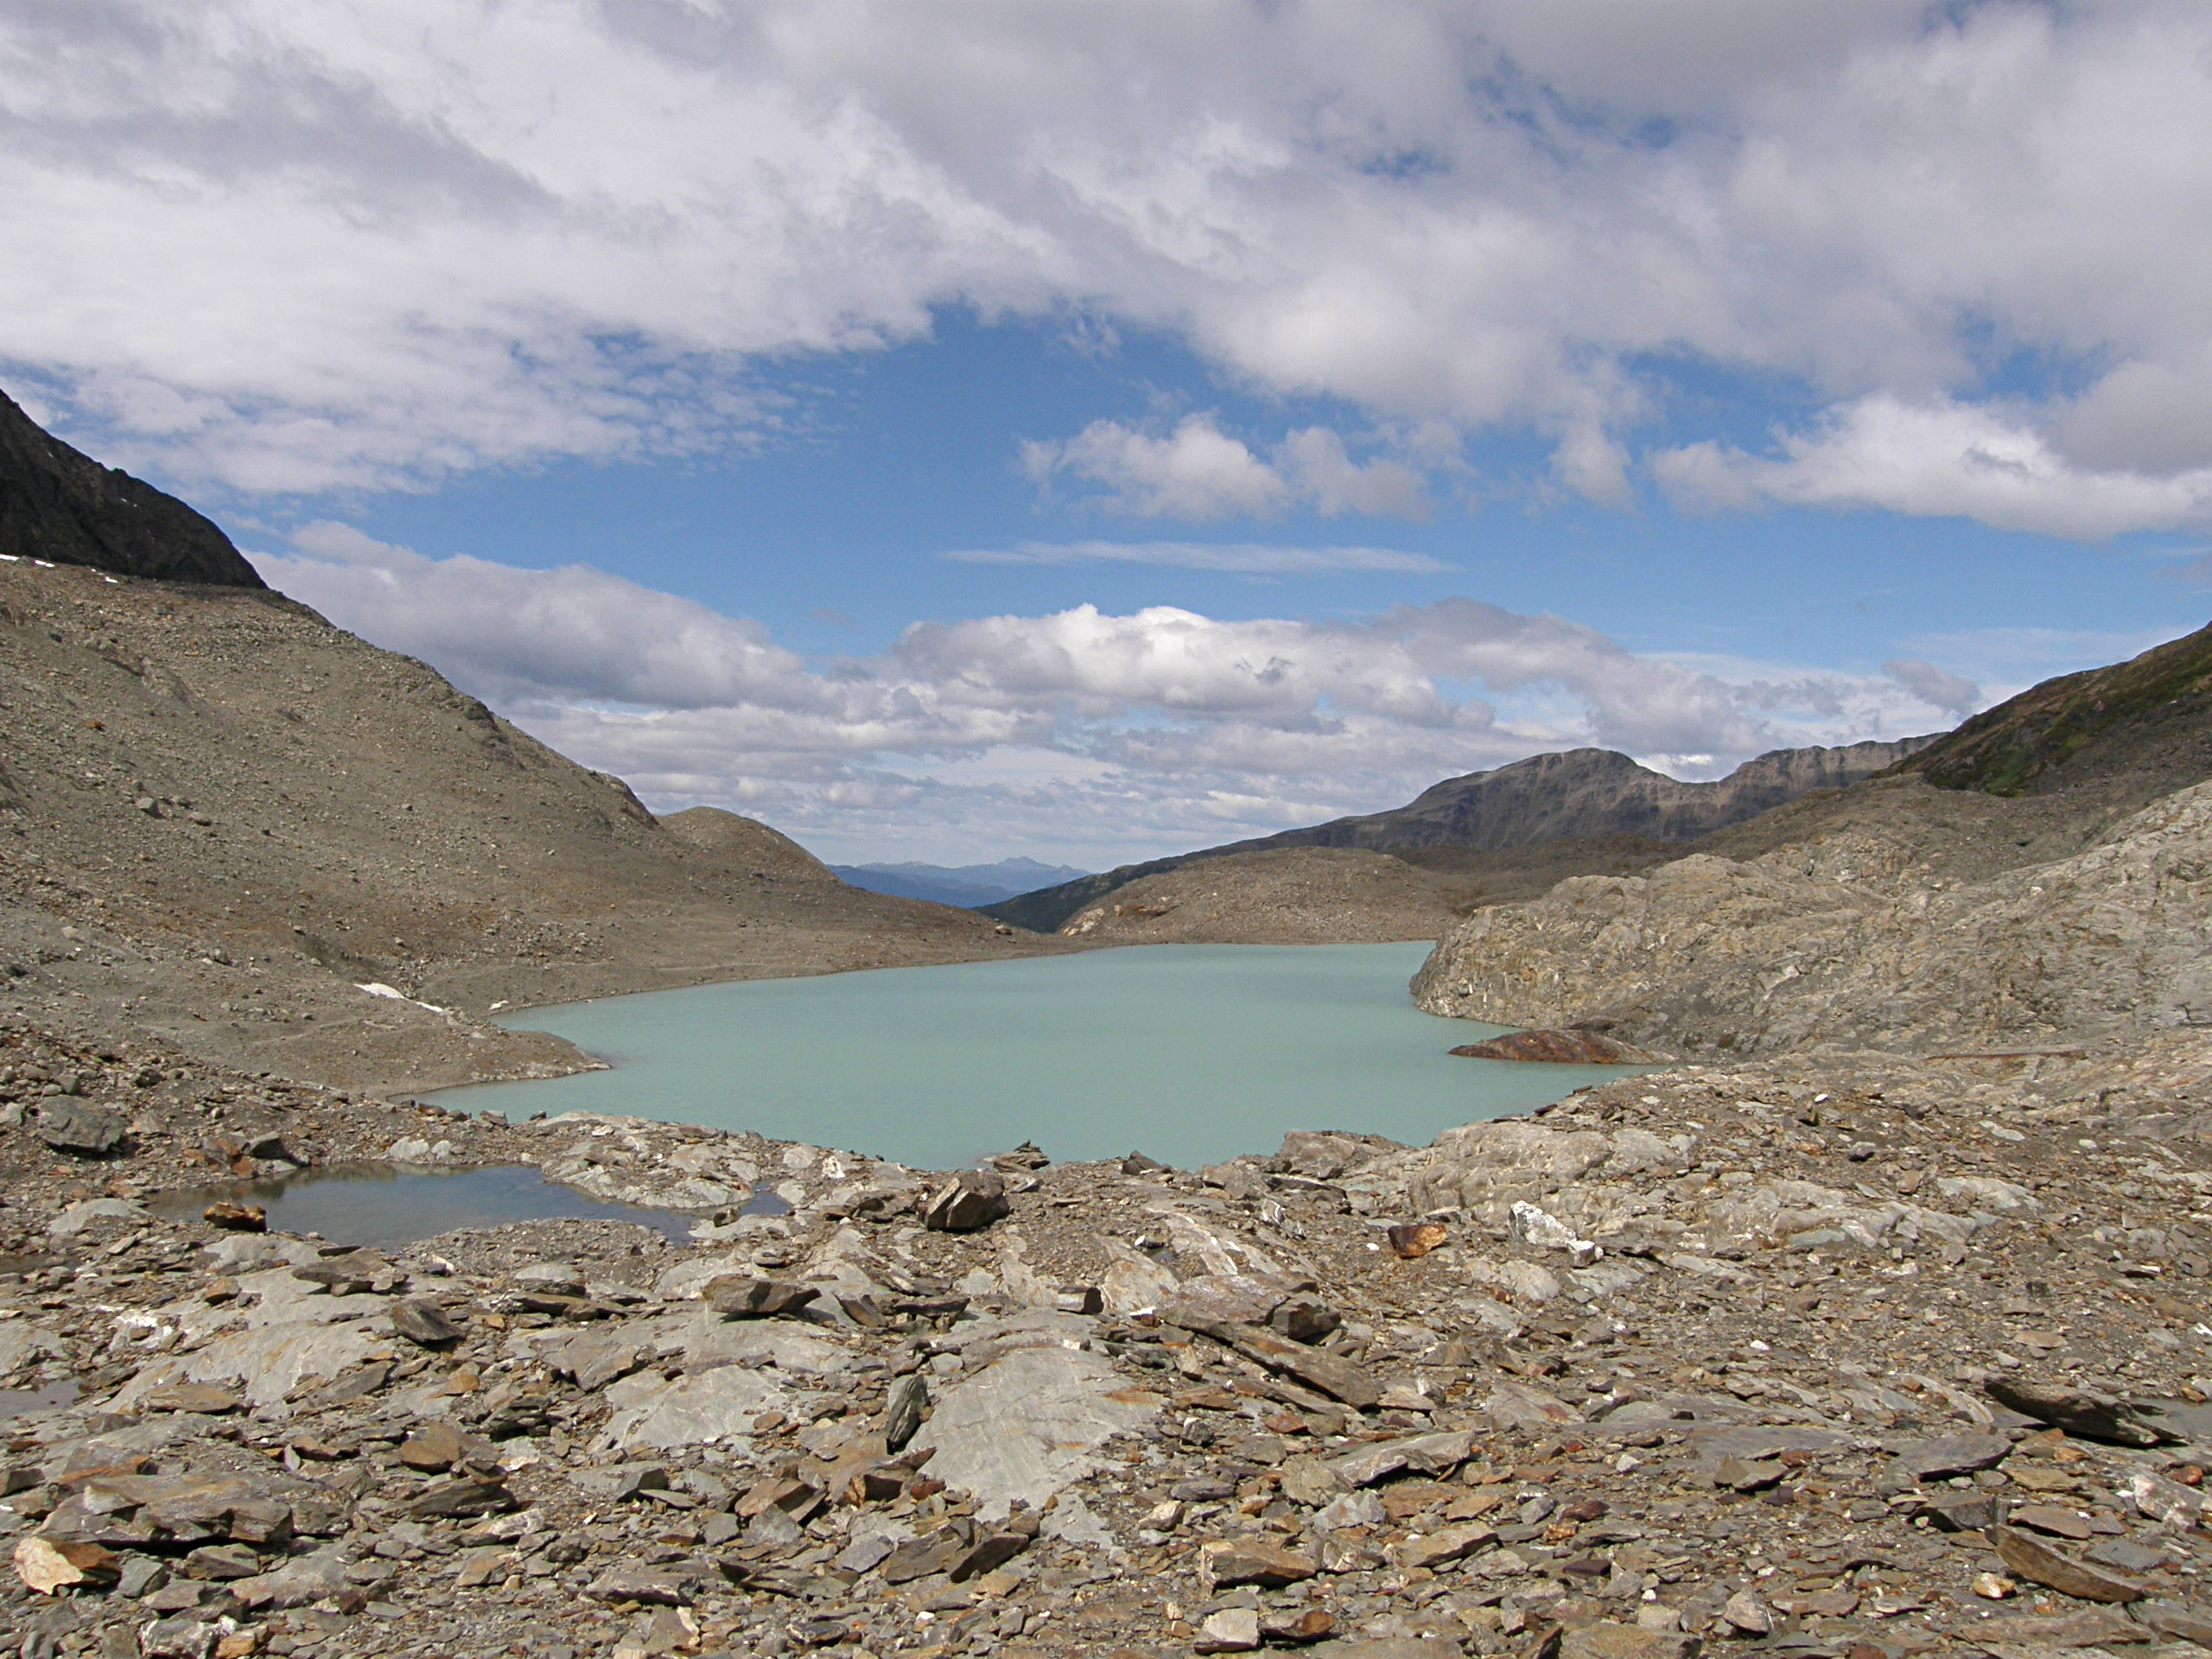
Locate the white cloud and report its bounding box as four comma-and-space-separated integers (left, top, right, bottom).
1653, 397, 2212, 539
8, 3, 2212, 529
942, 540, 1452, 575
255, 529, 1993, 863
1022, 416, 1290, 519
1882, 657, 1981, 717
1021, 417, 1431, 521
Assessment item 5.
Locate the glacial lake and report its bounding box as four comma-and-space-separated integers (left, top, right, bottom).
437, 943, 1641, 1172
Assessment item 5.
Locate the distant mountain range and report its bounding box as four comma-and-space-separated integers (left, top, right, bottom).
830, 857, 1091, 909
984, 738, 1933, 933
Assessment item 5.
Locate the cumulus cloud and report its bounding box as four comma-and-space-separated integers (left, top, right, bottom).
8, 2, 2212, 531
941, 540, 1452, 575
254, 530, 1986, 862
1653, 397, 2212, 538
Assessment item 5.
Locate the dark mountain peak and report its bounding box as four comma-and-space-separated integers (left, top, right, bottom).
0, 387, 264, 588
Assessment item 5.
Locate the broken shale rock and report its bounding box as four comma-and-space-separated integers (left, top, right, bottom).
922, 1166, 1011, 1232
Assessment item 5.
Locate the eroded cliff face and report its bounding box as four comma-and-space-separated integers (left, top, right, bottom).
1411, 780, 2212, 1056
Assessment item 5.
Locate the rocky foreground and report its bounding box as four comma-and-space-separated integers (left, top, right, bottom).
13, 1017, 2212, 1659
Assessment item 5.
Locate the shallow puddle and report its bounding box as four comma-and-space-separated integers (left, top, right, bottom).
147, 1161, 696, 1249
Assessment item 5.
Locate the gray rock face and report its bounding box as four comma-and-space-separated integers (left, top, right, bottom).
1413, 779, 2212, 1054
35, 1100, 128, 1154
915, 1341, 1160, 1517
0, 386, 265, 588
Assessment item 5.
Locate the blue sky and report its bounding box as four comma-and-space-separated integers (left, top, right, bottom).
5, 3, 2211, 865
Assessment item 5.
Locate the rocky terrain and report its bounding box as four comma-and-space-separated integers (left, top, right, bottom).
17, 1013, 2212, 1659
988, 744, 1927, 936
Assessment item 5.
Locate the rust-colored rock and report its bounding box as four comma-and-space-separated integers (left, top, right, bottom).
1386, 1222, 1448, 1259
1449, 1029, 1659, 1064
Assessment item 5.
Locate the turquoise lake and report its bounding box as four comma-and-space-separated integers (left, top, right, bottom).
437, 943, 1637, 1172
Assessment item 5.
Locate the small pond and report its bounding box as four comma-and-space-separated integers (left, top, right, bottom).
436, 942, 1643, 1172
146, 1162, 696, 1249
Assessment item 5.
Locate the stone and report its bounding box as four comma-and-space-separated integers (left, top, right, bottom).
1269, 1294, 1343, 1344
880, 1525, 970, 1585
703, 1275, 820, 1318
916, 1342, 1160, 1516
404, 1478, 516, 1519
1301, 1642, 1459, 1659
1387, 1223, 1448, 1259
389, 1297, 461, 1345
2137, 1602, 2212, 1647
1163, 1273, 1301, 1327
1713, 1455, 1784, 1491
882, 1372, 928, 1452
1313, 1490, 1386, 1530
1326, 1430, 1474, 1487
1450, 1030, 1659, 1064
1279, 1455, 1350, 1506
588, 1565, 700, 1605
141, 1615, 232, 1659
1195, 1608, 1262, 1653
948, 1522, 1035, 1582
549, 1332, 645, 1392
1262, 1609, 1338, 1645
398, 1421, 499, 1474
921, 1168, 1010, 1232
1484, 1380, 1582, 1432
1891, 1431, 2016, 1481
37, 1099, 128, 1154
1392, 1522, 1496, 1570
1994, 1527, 2146, 1603
602, 1362, 793, 1452
14, 1535, 118, 1592
1173, 1317, 1382, 1408
1559, 1622, 1702, 1659
1202, 1537, 1319, 1587
1720, 1592, 1771, 1634
1985, 1378, 2160, 1443
1925, 1491, 2005, 1532
143, 1382, 244, 1414
2011, 1503, 2094, 1540
200, 1202, 265, 1231
229, 1547, 349, 1611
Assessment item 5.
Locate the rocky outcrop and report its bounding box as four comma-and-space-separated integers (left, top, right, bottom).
1447, 1030, 1661, 1064
0, 387, 265, 587
1412, 780, 2212, 1056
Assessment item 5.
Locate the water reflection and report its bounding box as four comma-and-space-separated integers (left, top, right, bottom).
147, 1162, 695, 1249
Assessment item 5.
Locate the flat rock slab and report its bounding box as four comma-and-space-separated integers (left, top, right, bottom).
1560, 1622, 1703, 1659
1327, 1430, 1474, 1488
1686, 1425, 1853, 1468
115, 1319, 387, 1411
1891, 1430, 2015, 1481
916, 1342, 1160, 1519
603, 1364, 793, 1452
1996, 1526, 2147, 1603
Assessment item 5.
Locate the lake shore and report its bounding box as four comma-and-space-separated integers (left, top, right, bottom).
11, 1001, 2212, 1659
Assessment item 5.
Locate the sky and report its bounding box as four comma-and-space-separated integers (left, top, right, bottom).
5, 1, 2212, 868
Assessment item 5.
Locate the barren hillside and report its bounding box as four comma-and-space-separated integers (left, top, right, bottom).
0, 559, 1052, 1093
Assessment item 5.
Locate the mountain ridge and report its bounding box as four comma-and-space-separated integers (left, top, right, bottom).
986, 737, 1931, 934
